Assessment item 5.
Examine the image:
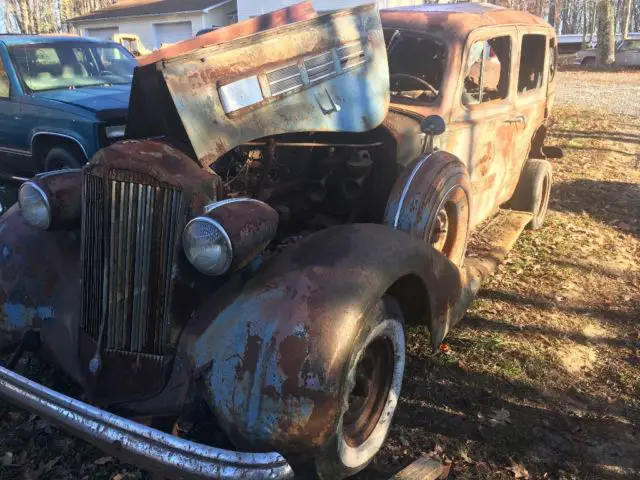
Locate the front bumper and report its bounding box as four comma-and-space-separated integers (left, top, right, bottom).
0, 365, 294, 479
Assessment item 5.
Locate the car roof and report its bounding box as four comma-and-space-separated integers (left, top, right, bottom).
381, 2, 552, 41
0, 34, 116, 47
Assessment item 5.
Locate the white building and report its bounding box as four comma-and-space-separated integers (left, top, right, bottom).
69, 0, 238, 50
236, 0, 427, 20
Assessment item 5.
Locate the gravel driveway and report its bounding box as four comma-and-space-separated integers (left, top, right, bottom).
555, 70, 640, 117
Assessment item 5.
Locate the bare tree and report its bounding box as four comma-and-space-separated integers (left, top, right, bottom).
621, 0, 633, 37
596, 0, 616, 66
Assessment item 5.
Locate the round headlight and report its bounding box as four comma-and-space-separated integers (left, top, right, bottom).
19, 182, 51, 229
182, 217, 233, 275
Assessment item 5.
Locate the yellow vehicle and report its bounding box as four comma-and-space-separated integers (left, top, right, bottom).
112, 33, 151, 56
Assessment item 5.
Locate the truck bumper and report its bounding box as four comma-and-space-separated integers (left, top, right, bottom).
0, 365, 294, 479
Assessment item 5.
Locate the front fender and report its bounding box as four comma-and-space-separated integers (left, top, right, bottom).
190, 223, 462, 453
0, 206, 83, 383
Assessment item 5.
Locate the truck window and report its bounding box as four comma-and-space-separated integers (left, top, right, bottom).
385, 29, 447, 104
518, 34, 546, 93
0, 57, 9, 98
462, 36, 511, 105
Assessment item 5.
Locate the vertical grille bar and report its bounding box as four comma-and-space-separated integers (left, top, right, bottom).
81, 170, 183, 356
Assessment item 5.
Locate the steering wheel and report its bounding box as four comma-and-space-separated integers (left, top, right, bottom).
390, 73, 438, 96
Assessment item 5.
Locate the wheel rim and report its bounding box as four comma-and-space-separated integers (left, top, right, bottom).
342, 336, 395, 447
428, 185, 466, 259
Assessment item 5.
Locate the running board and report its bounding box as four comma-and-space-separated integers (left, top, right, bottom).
440, 209, 533, 342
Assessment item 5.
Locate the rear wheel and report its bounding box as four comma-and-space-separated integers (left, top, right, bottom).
44, 146, 84, 171
508, 159, 552, 230
314, 297, 405, 479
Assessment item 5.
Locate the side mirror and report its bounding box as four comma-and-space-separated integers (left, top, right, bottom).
421, 115, 446, 135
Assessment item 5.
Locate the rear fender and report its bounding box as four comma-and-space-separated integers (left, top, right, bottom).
189, 224, 462, 453
0, 206, 82, 382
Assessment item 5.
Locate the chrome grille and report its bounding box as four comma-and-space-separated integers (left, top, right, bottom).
304, 52, 336, 83
267, 64, 303, 96
338, 42, 366, 71
81, 170, 183, 355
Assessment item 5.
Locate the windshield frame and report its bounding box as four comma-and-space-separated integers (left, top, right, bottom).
384, 28, 450, 107
8, 41, 137, 93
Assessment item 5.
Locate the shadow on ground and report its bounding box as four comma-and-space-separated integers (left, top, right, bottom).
551, 179, 640, 238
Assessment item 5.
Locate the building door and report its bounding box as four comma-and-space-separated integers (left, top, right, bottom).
154, 22, 193, 48
86, 27, 119, 41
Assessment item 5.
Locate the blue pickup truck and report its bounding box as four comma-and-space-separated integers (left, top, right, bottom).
0, 35, 137, 183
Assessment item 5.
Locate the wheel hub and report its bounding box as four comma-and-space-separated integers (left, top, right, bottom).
343, 337, 394, 447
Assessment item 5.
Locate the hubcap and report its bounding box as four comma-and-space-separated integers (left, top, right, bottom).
430, 207, 450, 251
343, 337, 394, 447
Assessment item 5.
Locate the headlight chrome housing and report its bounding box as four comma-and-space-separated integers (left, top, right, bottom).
19, 181, 51, 229
182, 217, 233, 276
182, 198, 279, 276
18, 170, 83, 230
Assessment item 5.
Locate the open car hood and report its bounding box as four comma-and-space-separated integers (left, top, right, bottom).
126, 1, 390, 166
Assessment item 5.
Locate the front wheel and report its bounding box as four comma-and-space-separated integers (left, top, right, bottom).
315, 297, 406, 479
44, 146, 84, 171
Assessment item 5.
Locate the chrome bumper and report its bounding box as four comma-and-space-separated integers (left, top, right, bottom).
0, 365, 294, 479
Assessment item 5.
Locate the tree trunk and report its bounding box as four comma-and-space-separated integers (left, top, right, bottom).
583, 0, 589, 46
596, 0, 616, 66
555, 0, 562, 33
621, 0, 633, 38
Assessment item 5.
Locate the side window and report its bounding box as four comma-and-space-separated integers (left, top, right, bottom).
462, 36, 511, 106
518, 34, 546, 93
548, 38, 557, 82
0, 57, 10, 99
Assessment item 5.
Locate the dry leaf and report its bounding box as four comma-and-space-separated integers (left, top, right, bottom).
94, 456, 113, 465
488, 408, 511, 427
506, 462, 529, 479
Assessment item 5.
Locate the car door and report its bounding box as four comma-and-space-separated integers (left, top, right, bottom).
445, 26, 517, 228
617, 40, 640, 66
507, 29, 552, 200
0, 46, 30, 177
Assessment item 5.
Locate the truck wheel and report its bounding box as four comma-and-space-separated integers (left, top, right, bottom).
44, 146, 83, 171
582, 57, 595, 68
315, 297, 405, 479
508, 159, 552, 230
384, 151, 471, 266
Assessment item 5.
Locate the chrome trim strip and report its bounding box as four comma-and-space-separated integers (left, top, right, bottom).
0, 146, 31, 157
0, 365, 294, 479
392, 153, 433, 229
202, 197, 270, 214
31, 132, 89, 160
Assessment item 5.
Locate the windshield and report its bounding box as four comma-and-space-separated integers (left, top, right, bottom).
9, 42, 137, 92
384, 29, 447, 104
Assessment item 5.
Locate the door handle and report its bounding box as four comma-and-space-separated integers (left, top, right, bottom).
504, 115, 526, 124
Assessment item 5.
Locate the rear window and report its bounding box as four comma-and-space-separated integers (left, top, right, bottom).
518, 34, 546, 93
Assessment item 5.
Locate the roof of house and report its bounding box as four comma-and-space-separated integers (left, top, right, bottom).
68, 0, 231, 23
0, 34, 115, 46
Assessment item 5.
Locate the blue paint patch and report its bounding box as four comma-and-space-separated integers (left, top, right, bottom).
2, 303, 55, 329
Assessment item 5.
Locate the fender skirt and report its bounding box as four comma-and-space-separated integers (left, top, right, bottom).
190, 223, 463, 453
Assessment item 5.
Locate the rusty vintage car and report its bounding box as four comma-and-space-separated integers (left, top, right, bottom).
0, 2, 560, 478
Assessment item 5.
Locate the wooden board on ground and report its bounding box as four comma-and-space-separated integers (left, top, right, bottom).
390, 457, 445, 480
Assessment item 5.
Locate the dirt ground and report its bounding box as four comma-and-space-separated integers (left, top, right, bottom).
1, 70, 639, 479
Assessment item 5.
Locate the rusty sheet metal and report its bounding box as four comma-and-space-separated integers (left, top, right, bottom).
189, 224, 462, 453
155, 4, 389, 164
138, 2, 317, 67
0, 206, 85, 384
